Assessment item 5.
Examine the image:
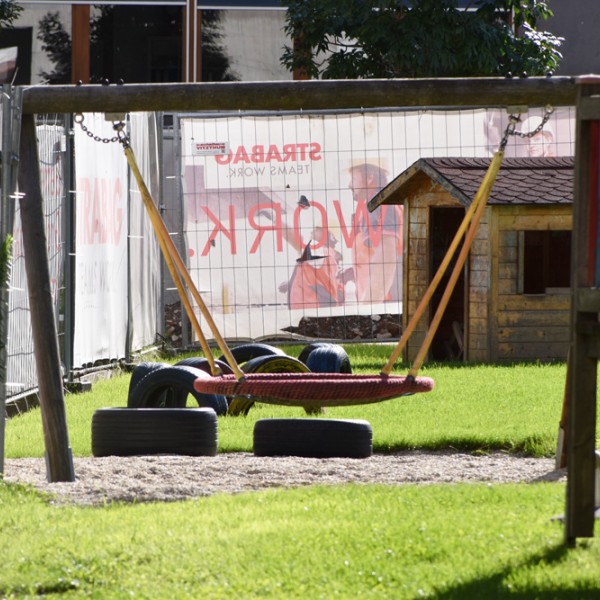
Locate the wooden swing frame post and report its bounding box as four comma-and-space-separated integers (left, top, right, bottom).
18, 115, 74, 482
564, 76, 600, 545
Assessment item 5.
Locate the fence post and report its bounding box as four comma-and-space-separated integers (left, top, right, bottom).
18, 113, 74, 482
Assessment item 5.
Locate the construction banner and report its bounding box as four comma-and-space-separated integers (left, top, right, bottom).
73, 113, 128, 365
179, 107, 574, 340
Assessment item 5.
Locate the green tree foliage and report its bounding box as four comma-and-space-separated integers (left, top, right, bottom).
37, 12, 71, 83
0, 0, 22, 28
281, 0, 563, 78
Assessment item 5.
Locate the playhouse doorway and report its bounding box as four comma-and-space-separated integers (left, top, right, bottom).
429, 206, 467, 360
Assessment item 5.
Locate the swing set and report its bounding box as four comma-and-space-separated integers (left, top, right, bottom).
74, 107, 550, 408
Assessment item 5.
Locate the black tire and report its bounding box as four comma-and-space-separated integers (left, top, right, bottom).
305, 344, 352, 374
174, 357, 232, 408
127, 362, 170, 403
228, 355, 311, 416
297, 342, 336, 366
242, 354, 311, 374
175, 356, 233, 376
92, 407, 218, 457
218, 342, 285, 367
128, 365, 228, 415
253, 418, 373, 458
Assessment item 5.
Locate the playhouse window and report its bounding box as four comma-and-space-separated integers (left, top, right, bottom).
520, 230, 571, 294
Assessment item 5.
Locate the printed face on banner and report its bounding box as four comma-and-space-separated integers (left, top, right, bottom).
483, 107, 574, 158
180, 109, 574, 339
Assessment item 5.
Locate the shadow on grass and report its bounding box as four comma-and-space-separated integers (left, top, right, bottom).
435, 544, 599, 599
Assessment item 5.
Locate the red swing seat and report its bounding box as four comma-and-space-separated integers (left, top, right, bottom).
193, 371, 435, 408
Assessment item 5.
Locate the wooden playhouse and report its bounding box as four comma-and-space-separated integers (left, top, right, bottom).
369, 156, 574, 363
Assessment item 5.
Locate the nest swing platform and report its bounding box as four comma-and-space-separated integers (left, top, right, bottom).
193, 371, 435, 408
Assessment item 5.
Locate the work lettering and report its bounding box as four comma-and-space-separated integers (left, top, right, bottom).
196, 199, 376, 256
200, 205, 236, 256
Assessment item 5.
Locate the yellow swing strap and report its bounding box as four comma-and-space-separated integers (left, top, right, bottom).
123, 145, 245, 380
407, 149, 505, 378
380, 149, 506, 377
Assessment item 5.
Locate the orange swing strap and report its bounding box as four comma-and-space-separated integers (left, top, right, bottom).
380, 149, 506, 377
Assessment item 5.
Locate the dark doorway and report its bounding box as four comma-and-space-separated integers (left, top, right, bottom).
429, 207, 466, 360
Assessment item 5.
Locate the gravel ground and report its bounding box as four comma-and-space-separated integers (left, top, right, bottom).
3, 451, 566, 507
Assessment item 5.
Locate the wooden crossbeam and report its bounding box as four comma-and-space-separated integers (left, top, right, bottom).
21, 76, 576, 115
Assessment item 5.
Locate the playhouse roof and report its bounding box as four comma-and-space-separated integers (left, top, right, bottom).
368, 156, 574, 210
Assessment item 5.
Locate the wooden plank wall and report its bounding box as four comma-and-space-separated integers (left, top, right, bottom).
405, 200, 429, 361
491, 205, 572, 362
467, 210, 492, 361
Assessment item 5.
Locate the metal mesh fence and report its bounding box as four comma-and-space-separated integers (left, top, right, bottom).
173, 106, 576, 345
0, 100, 578, 403
5, 115, 67, 402
2, 109, 162, 405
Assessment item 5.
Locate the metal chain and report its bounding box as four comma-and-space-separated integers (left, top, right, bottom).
499, 114, 520, 151
511, 105, 555, 139
73, 113, 129, 146
498, 104, 554, 152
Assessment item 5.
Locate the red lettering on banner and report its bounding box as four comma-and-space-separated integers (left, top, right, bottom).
114, 179, 124, 243
91, 179, 104, 242
301, 202, 328, 250
40, 165, 63, 200
193, 199, 361, 256
77, 176, 124, 245
334, 199, 383, 249
309, 144, 321, 160
214, 142, 322, 165
354, 200, 383, 246
250, 145, 264, 162
79, 177, 92, 242
247, 203, 287, 253
265, 145, 283, 162
333, 199, 357, 248
200, 205, 236, 255
282, 144, 295, 161
233, 146, 251, 164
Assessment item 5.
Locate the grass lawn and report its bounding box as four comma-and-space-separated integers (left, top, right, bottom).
1, 345, 599, 598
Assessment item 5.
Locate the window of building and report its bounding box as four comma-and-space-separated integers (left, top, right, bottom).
519, 230, 571, 294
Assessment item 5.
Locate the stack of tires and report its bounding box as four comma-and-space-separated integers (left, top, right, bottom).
91, 342, 372, 459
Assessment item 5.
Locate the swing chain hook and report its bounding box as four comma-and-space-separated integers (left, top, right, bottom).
512, 105, 555, 139
499, 104, 555, 152
73, 112, 130, 147
499, 114, 520, 152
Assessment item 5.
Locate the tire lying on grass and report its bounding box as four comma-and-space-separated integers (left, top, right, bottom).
92, 407, 218, 457
128, 365, 228, 415
304, 344, 352, 374
217, 342, 285, 367
174, 357, 232, 408
174, 356, 233, 376
297, 342, 336, 366
127, 361, 171, 404
253, 418, 373, 459
228, 354, 311, 416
